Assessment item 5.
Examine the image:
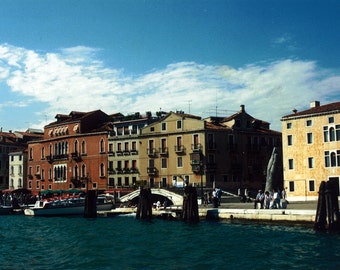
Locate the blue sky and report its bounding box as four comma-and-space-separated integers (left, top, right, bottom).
0, 0, 340, 132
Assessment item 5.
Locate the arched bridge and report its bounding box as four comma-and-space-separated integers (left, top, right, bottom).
119, 188, 183, 206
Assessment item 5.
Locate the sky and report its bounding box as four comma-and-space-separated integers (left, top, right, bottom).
0, 0, 340, 132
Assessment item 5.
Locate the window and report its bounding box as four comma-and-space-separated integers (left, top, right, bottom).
306, 120, 312, 126
161, 122, 166, 131
287, 135, 293, 146
289, 181, 295, 192
100, 139, 105, 153
108, 178, 115, 187
108, 143, 113, 153
100, 163, 105, 177
309, 180, 315, 192
329, 116, 334, 123
81, 140, 86, 155
81, 164, 86, 178
29, 148, 33, 160
337, 125, 340, 141
177, 120, 182, 129
92, 182, 97, 189
124, 177, 129, 186
324, 126, 329, 142
307, 133, 313, 144
308, 157, 314, 168
41, 147, 45, 159
10, 166, 14, 175
177, 157, 183, 167
324, 151, 340, 167
287, 122, 292, 129
161, 158, 167, 168
288, 159, 294, 170
330, 127, 335, 141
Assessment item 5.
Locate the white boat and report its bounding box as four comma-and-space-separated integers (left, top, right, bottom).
24, 195, 114, 216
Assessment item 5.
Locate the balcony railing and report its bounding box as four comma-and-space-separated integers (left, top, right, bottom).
147, 167, 158, 176
131, 150, 138, 155
147, 148, 157, 157
174, 145, 185, 154
159, 147, 168, 156
71, 152, 81, 161
191, 143, 202, 152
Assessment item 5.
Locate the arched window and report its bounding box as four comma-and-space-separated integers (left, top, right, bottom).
100, 138, 105, 153
74, 140, 78, 153
330, 127, 335, 141
74, 165, 78, 178
100, 163, 105, 177
81, 164, 86, 178
331, 152, 336, 167
81, 140, 86, 155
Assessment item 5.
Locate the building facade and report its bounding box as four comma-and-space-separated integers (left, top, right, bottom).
281, 101, 340, 201
1, 129, 43, 191
26, 110, 112, 195
107, 112, 156, 190
8, 151, 27, 190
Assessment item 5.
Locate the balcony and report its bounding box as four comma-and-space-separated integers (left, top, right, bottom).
46, 155, 54, 163
71, 152, 81, 161
71, 177, 81, 188
123, 150, 130, 156
131, 150, 138, 155
174, 145, 186, 154
116, 151, 123, 156
108, 151, 115, 156
108, 168, 115, 175
116, 168, 123, 174
147, 148, 157, 157
53, 154, 69, 161
147, 167, 158, 176
130, 168, 139, 174
159, 147, 168, 156
191, 143, 202, 152
123, 168, 130, 174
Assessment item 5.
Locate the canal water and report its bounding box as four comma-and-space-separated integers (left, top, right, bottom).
1, 214, 340, 270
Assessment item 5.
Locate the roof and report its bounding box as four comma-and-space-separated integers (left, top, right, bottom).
282, 101, 340, 119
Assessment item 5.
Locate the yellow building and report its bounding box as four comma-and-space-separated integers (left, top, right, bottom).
139, 106, 281, 196
139, 111, 206, 189
281, 101, 340, 201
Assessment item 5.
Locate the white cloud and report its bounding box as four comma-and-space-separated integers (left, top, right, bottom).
0, 43, 340, 131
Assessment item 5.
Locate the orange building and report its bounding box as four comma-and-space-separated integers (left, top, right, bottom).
26, 110, 112, 195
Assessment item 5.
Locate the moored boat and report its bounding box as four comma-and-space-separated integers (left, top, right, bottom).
24, 195, 114, 216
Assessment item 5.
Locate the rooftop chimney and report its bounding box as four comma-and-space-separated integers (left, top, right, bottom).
240, 105, 245, 112
310, 101, 320, 108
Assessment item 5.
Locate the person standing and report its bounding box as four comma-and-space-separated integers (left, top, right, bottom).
272, 189, 281, 209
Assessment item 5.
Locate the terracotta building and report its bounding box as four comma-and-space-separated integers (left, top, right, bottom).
281, 101, 340, 201
1, 129, 43, 191
26, 110, 112, 195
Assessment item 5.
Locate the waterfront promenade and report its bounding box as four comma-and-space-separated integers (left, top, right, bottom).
100, 196, 319, 225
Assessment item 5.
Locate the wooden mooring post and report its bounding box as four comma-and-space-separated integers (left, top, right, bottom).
315, 180, 340, 231
136, 187, 152, 220
84, 190, 97, 218
182, 185, 199, 222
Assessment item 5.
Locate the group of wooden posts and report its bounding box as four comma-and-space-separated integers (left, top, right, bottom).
315, 179, 340, 231
136, 185, 200, 222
